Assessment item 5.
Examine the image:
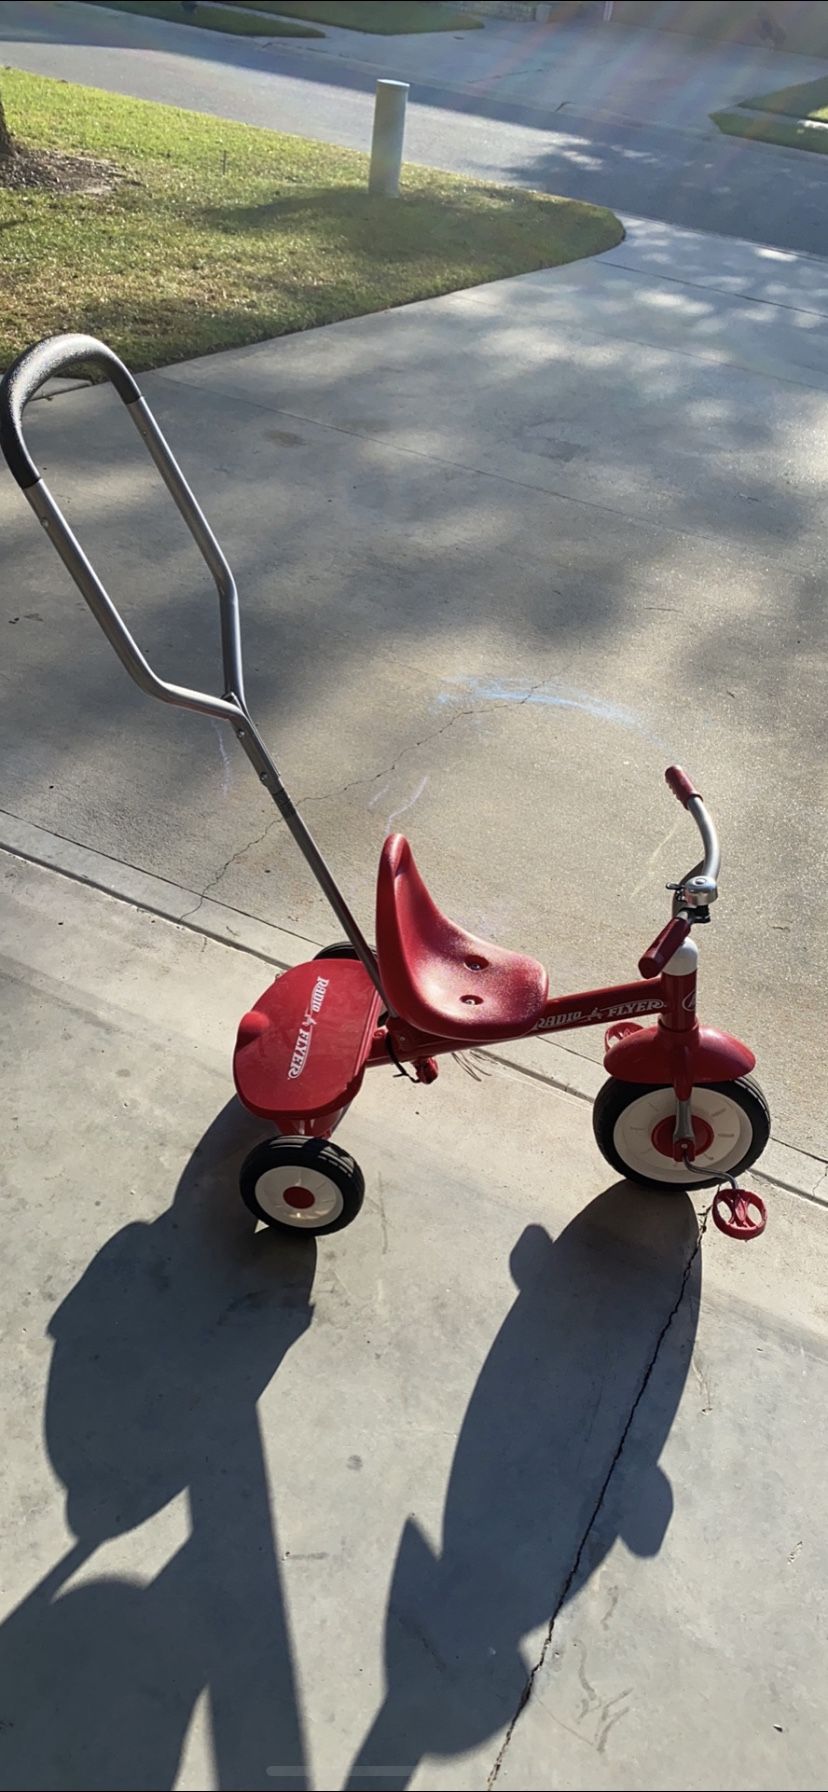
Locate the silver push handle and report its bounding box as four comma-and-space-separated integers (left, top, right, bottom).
664, 764, 720, 909
0, 334, 246, 725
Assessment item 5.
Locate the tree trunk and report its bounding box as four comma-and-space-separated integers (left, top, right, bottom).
0, 90, 14, 158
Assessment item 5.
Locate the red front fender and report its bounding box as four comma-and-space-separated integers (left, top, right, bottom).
604, 1023, 755, 1086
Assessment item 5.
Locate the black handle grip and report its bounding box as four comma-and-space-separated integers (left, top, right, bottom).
0, 334, 142, 490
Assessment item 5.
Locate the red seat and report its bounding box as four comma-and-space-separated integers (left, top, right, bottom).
375, 835, 549, 1043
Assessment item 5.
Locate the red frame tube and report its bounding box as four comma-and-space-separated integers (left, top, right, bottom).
371, 974, 671, 1068
530, 979, 668, 1035
372, 956, 752, 1133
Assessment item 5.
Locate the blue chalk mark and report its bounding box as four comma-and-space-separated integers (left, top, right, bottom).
438, 676, 668, 748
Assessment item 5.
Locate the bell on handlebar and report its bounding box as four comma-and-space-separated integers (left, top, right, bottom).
682, 875, 718, 909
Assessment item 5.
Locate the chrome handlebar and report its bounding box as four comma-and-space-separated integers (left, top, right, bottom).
665, 767, 720, 914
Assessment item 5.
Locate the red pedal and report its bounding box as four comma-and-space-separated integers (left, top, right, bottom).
712, 1187, 767, 1240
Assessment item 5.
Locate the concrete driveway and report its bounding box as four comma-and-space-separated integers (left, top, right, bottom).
2, 219, 827, 1162
1, 848, 826, 1791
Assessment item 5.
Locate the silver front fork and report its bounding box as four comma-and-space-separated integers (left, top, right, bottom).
673, 1097, 695, 1150
664, 935, 699, 1155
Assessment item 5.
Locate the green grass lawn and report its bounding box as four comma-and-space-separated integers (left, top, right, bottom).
226, 1, 482, 31
84, 0, 324, 37
741, 75, 828, 120
0, 68, 622, 375
711, 107, 828, 155
712, 72, 828, 156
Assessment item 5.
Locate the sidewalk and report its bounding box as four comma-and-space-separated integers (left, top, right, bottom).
1, 842, 826, 1791
232, 10, 828, 134
11, 1, 828, 137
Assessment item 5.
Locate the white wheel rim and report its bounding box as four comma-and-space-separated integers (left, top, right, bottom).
255, 1162, 344, 1229
614, 1086, 754, 1184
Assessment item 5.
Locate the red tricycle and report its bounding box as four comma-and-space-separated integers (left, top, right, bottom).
0, 336, 770, 1242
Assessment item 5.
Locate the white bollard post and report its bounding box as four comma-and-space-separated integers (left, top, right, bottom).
369, 79, 409, 197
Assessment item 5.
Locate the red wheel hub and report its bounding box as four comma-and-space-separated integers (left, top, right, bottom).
283, 1185, 315, 1210
651, 1114, 715, 1161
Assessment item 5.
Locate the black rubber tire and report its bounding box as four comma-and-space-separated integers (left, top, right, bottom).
592, 1074, 771, 1192
240, 1136, 365, 1235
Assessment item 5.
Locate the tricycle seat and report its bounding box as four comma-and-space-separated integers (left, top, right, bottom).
376, 834, 548, 1043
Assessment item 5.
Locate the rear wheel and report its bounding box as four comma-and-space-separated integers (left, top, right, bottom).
592, 1075, 770, 1191
240, 1136, 365, 1235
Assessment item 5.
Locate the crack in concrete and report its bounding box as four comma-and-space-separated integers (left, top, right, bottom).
691, 1346, 713, 1415
486, 1203, 711, 1789
295, 702, 483, 810
178, 810, 285, 922
812, 1167, 828, 1205
188, 678, 554, 907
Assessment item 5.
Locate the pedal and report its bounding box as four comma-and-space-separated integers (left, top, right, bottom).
711, 1186, 767, 1241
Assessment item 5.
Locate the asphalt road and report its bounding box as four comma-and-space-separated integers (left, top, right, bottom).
2, 0, 828, 255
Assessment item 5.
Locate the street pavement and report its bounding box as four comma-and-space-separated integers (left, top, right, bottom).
3, 0, 828, 254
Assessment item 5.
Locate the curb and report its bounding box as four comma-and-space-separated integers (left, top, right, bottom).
0, 810, 318, 971
2, 810, 826, 1208
711, 105, 828, 160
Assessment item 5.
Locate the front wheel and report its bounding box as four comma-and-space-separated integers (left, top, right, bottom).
240, 1137, 365, 1234
592, 1075, 770, 1191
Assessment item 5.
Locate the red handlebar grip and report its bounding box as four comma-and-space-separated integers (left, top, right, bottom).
665, 765, 700, 809
638, 916, 691, 980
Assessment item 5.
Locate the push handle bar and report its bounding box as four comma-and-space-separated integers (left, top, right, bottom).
638, 915, 690, 980
1, 335, 387, 998
0, 334, 141, 488
0, 334, 246, 725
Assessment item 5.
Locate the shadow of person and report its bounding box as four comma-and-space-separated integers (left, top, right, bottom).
347, 1184, 701, 1791
0, 1099, 314, 1792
